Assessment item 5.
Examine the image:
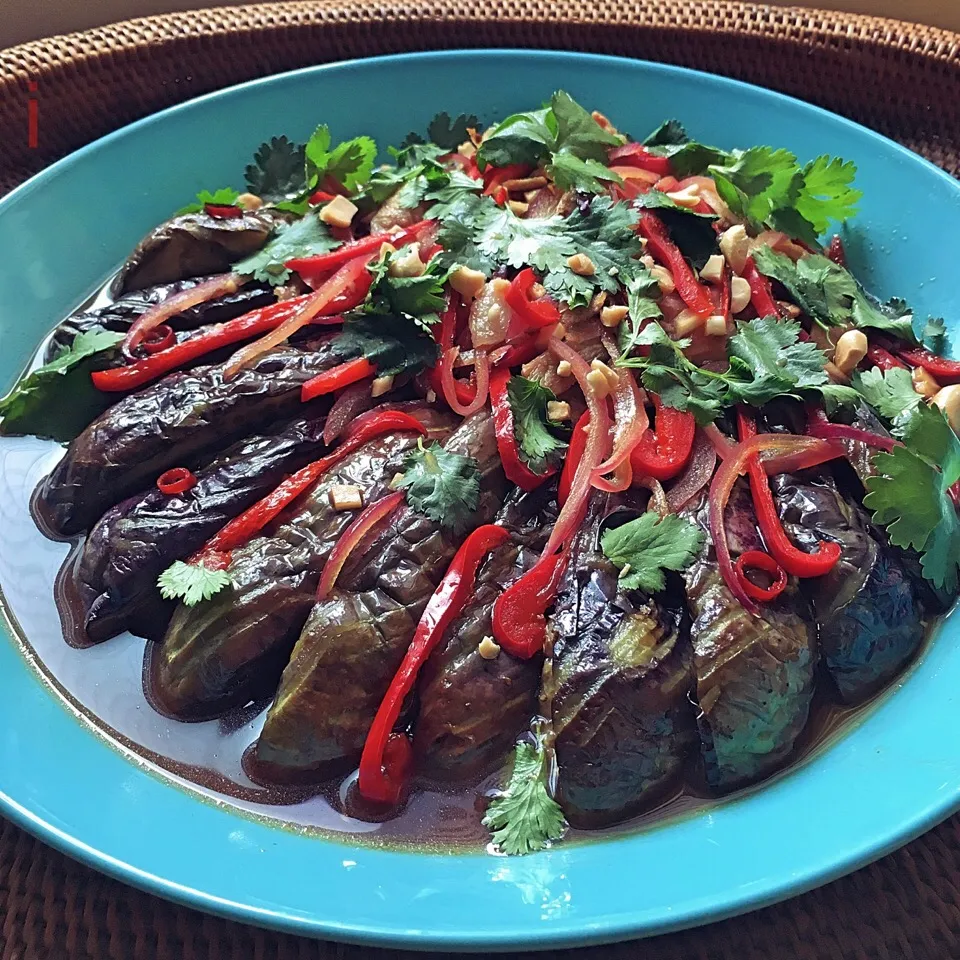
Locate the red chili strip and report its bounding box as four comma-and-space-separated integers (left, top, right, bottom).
825, 235, 847, 267
741, 257, 781, 318
205, 204, 242, 219
156, 467, 197, 496
896, 346, 960, 384
638, 212, 714, 318
285, 220, 432, 277
867, 344, 908, 371
142, 324, 175, 355
607, 143, 672, 176
196, 410, 426, 558
559, 412, 590, 507
631, 394, 695, 482
481, 163, 530, 196
91, 295, 316, 393
505, 268, 560, 332
301, 357, 377, 402
489, 367, 557, 492
358, 523, 511, 804
738, 408, 841, 578
735, 550, 787, 602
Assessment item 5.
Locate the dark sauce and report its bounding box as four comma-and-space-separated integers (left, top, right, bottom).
0, 282, 940, 853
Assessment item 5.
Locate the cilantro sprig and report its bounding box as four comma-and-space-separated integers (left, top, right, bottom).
396, 439, 481, 532
483, 739, 566, 856
365, 249, 449, 332
158, 560, 233, 606
304, 124, 377, 195
333, 314, 438, 378
233, 213, 340, 285
177, 187, 241, 216
400, 112, 481, 151
245, 136, 306, 202
850, 366, 921, 423
863, 403, 960, 593
600, 512, 705, 593
506, 376, 569, 473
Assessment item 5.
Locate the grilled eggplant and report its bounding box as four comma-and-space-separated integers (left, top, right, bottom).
682, 483, 817, 791
46, 278, 274, 361
68, 417, 329, 645
254, 411, 506, 781
35, 340, 339, 537
113, 210, 280, 294
546, 492, 696, 828
151, 408, 454, 718
415, 484, 558, 779
772, 473, 925, 703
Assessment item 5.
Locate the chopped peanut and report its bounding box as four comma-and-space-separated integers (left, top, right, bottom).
507, 200, 529, 216
556, 359, 573, 378
388, 243, 426, 278
567, 253, 596, 276
235, 192, 263, 211
457, 139, 477, 159
502, 176, 548, 192
913, 366, 941, 398
319, 194, 358, 229
590, 358, 620, 392
833, 330, 868, 374
478, 636, 501, 660
650, 265, 675, 294
730, 276, 751, 314
666, 185, 701, 209
778, 301, 802, 320
934, 384, 960, 433
329, 484, 364, 511
530, 281, 547, 299
379, 242, 397, 259
371, 374, 395, 398
699, 254, 725, 284
449, 265, 486, 301
547, 400, 571, 421
719, 224, 751, 275
674, 308, 705, 337
704, 315, 728, 337
586, 369, 613, 398
601, 305, 629, 328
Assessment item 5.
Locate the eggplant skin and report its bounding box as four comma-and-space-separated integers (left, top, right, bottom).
547, 493, 697, 828
773, 473, 925, 703
683, 485, 817, 791
152, 409, 455, 718
254, 411, 506, 781
71, 417, 327, 645
112, 211, 280, 294
415, 485, 558, 780
46, 278, 274, 362
36, 339, 338, 538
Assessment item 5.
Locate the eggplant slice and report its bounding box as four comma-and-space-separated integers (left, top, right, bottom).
682, 483, 817, 792
414, 483, 558, 780
151, 407, 455, 718
545, 491, 697, 828
68, 417, 330, 645
254, 410, 506, 781
36, 339, 339, 537
772, 473, 925, 703
112, 210, 281, 294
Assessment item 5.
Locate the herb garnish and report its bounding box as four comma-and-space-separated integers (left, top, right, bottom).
506, 375, 569, 473
850, 366, 922, 423
233, 214, 340, 285
244, 136, 307, 203
600, 512, 705, 592
397, 439, 481, 532
400, 111, 481, 151
333, 314, 438, 378
304, 124, 377, 195
157, 560, 233, 606
365, 250, 449, 332
177, 187, 241, 216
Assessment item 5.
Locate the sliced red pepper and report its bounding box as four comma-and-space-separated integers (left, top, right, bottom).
741, 257, 782, 318
505, 268, 560, 332
481, 163, 530, 195
92, 295, 316, 392
489, 367, 557, 492
301, 357, 377, 402
631, 395, 695, 482
285, 220, 431, 277
492, 548, 568, 660
825, 235, 847, 267
735, 550, 787, 602
867, 344, 908, 371
204, 204, 242, 219
607, 143, 672, 176
142, 324, 175, 355
737, 408, 841, 578
427, 365, 475, 407
156, 467, 197, 496
197, 409, 426, 559
308, 189, 337, 205
639, 213, 714, 318
559, 412, 590, 507
493, 335, 546, 370
896, 346, 960, 384
358, 524, 511, 803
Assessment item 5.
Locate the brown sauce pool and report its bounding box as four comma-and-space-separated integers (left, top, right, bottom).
0, 428, 914, 853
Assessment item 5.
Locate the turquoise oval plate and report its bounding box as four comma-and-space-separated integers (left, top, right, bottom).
1, 51, 960, 951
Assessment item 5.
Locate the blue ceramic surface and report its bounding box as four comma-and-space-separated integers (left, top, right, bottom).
1, 51, 959, 950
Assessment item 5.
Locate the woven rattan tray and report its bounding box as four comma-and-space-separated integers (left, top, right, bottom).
2, 3, 960, 956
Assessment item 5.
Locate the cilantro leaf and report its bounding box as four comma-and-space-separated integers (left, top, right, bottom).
245, 136, 307, 202
477, 105, 554, 169
397, 439, 481, 532
366, 251, 448, 332
863, 403, 960, 592
435, 192, 500, 275
506, 375, 569, 473
482, 740, 566, 856
641, 123, 731, 177
547, 152, 622, 194
0, 327, 124, 442
233, 214, 340, 285
177, 187, 240, 215
333, 314, 438, 378
710, 146, 802, 231
304, 125, 377, 195
549, 90, 622, 161
618, 273, 663, 356
922, 316, 948, 354
725, 316, 828, 406
851, 366, 921, 422
600, 512, 705, 593
795, 155, 863, 235
158, 560, 233, 606
402, 112, 481, 151
642, 119, 688, 147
